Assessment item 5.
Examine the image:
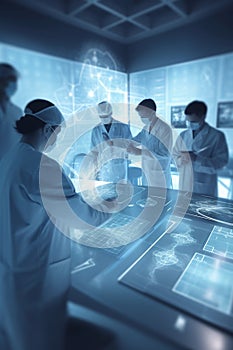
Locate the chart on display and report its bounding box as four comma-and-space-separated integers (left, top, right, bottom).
119, 215, 233, 333
182, 195, 233, 226
203, 226, 233, 260
173, 253, 233, 315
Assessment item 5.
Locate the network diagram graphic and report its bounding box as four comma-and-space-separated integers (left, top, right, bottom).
149, 223, 196, 280
54, 48, 127, 118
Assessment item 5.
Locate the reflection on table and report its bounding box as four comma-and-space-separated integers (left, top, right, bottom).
69, 183, 233, 350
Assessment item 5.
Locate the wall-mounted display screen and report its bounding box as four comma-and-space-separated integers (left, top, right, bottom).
119, 215, 233, 333
0, 42, 128, 166
217, 101, 233, 128
129, 52, 233, 156
170, 105, 186, 128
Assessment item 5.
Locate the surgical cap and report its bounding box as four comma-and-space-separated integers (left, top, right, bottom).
24, 105, 65, 126
97, 102, 112, 116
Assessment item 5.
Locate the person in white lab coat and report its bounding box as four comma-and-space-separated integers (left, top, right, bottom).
0, 99, 112, 350
0, 63, 22, 160
127, 99, 173, 188
173, 100, 229, 196
90, 101, 132, 183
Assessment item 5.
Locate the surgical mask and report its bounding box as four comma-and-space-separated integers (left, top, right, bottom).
186, 120, 202, 130
45, 142, 56, 153
5, 81, 17, 98
141, 117, 150, 125
101, 116, 112, 125
44, 125, 60, 152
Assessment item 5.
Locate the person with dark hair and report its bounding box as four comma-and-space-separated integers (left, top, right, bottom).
127, 98, 173, 188
0, 99, 114, 350
173, 100, 229, 196
87, 101, 132, 183
0, 63, 22, 160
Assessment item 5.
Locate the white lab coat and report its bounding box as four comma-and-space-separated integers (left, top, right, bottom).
0, 101, 22, 160
133, 118, 173, 188
91, 119, 132, 183
172, 122, 229, 196
0, 142, 109, 350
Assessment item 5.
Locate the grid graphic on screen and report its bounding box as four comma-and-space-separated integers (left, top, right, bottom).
72, 212, 149, 248
0, 41, 128, 163
203, 226, 233, 260
173, 253, 233, 315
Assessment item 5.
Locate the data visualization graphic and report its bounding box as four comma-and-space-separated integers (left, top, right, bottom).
0, 42, 128, 160
173, 253, 233, 315
71, 212, 150, 249
203, 226, 233, 260
119, 216, 233, 332
186, 197, 233, 226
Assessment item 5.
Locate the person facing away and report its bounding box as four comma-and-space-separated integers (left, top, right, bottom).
0, 99, 113, 350
90, 101, 132, 183
127, 98, 173, 188
172, 100, 229, 197
0, 63, 22, 160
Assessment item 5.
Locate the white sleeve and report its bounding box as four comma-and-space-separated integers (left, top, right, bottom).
37, 156, 111, 229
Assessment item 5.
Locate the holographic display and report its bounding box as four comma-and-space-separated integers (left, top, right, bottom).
217, 101, 233, 128
119, 216, 233, 332
170, 105, 186, 128
0, 42, 128, 160
203, 226, 233, 259
173, 253, 233, 315
183, 196, 233, 226
71, 212, 150, 248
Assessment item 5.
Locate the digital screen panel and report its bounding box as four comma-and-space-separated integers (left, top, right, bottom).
170, 105, 186, 128
217, 101, 233, 128
71, 211, 150, 249
129, 51, 233, 156
180, 194, 233, 226
173, 253, 233, 315
203, 226, 233, 260
119, 216, 233, 332
70, 184, 150, 248
0, 42, 128, 162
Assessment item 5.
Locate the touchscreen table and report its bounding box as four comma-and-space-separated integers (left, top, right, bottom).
119, 216, 233, 333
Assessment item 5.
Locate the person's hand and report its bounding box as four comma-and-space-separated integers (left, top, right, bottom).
180, 151, 191, 164
127, 143, 141, 156
180, 151, 196, 164
98, 198, 121, 213
106, 140, 113, 146
188, 151, 197, 162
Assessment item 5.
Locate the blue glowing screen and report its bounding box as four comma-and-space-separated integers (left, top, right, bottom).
0, 43, 128, 158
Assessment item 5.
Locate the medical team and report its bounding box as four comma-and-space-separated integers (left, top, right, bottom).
0, 63, 229, 350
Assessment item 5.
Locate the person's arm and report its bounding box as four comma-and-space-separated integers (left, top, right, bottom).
126, 125, 133, 140
126, 129, 143, 155
154, 127, 173, 169
193, 132, 229, 174
37, 156, 112, 230
172, 134, 191, 167
132, 130, 143, 143
88, 129, 101, 179
140, 126, 172, 170
127, 142, 142, 156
